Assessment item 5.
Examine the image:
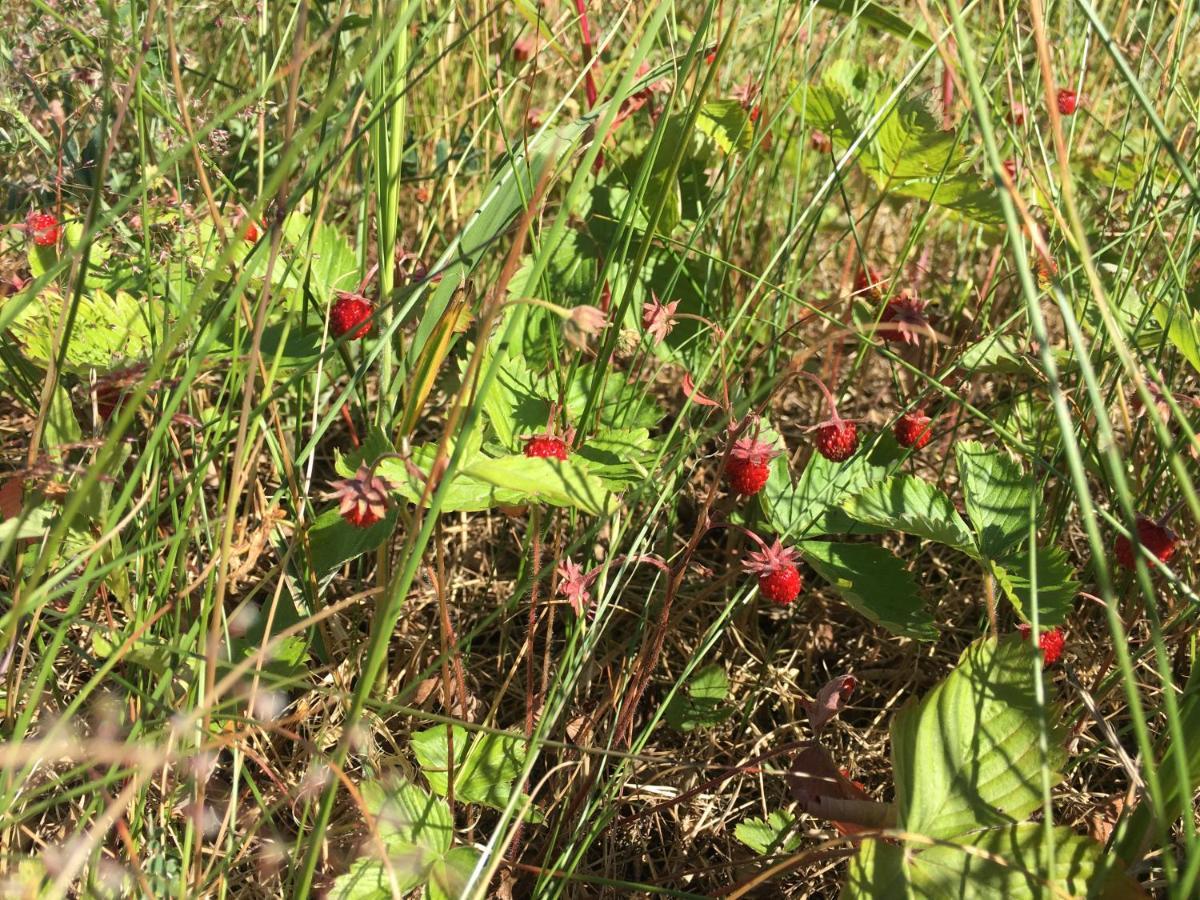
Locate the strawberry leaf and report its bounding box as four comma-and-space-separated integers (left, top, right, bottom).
991, 546, 1079, 627
734, 811, 802, 856
955, 441, 1034, 559
890, 636, 1066, 840
664, 664, 731, 732
841, 475, 978, 556
799, 540, 936, 640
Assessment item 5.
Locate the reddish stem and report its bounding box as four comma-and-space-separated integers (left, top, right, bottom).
573, 0, 598, 109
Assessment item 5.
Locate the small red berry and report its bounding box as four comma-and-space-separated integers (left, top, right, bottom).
743, 538, 803, 605
1114, 515, 1178, 570
894, 410, 933, 449
1057, 88, 1079, 116
854, 266, 886, 301
329, 292, 374, 339
725, 436, 780, 496
1003, 158, 1018, 180
1017, 624, 1065, 666
26, 212, 60, 247
245, 221, 259, 243
524, 435, 569, 460
815, 421, 858, 462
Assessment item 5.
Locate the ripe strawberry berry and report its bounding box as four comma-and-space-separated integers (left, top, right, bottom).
880, 289, 931, 345
803, 374, 860, 462
329, 292, 373, 339
1057, 89, 1079, 116
25, 212, 60, 247
815, 421, 858, 462
1017, 624, 1065, 666
743, 537, 803, 605
726, 436, 780, 496
854, 265, 886, 301
894, 409, 933, 449
326, 464, 392, 528
1114, 515, 1178, 570
244, 221, 259, 243
524, 434, 569, 460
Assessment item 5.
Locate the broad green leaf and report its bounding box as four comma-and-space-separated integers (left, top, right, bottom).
376, 446, 528, 514
1153, 300, 1200, 376
0, 505, 53, 545
956, 441, 1033, 559
574, 427, 657, 488
734, 811, 802, 856
842, 838, 905, 899
845, 827, 1136, 900
763, 435, 901, 539
360, 781, 453, 855
5, 288, 155, 374
799, 541, 936, 640
906, 825, 1137, 898
308, 506, 397, 576
428, 846, 482, 900
891, 637, 1066, 840
696, 100, 754, 155
411, 725, 542, 821
461, 455, 612, 516
992, 546, 1079, 627
842, 476, 977, 556
664, 664, 731, 732
211, 322, 324, 368
814, 0, 931, 48
958, 335, 1038, 376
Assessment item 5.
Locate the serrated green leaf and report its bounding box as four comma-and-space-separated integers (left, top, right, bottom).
891, 637, 1066, 840
799, 541, 936, 640
664, 664, 731, 732
734, 810, 802, 856
5, 288, 155, 374
842, 838, 905, 900
475, 352, 549, 450
763, 436, 901, 539
958, 335, 1039, 375
696, 100, 754, 154
956, 441, 1033, 559
376, 445, 528, 514
461, 455, 612, 515
992, 546, 1079, 627
842, 476, 977, 556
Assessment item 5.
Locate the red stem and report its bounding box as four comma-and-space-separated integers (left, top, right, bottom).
573, 0, 598, 109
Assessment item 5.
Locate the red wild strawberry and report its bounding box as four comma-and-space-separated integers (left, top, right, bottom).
894, 410, 933, 449
26, 212, 60, 247
854, 265, 886, 301
803, 373, 860, 462
726, 436, 780, 496
1017, 624, 1065, 666
743, 537, 803, 605
815, 421, 858, 462
329, 292, 374, 339
1002, 158, 1018, 180
880, 289, 931, 345
524, 434, 569, 460
1057, 88, 1079, 116
1114, 515, 1178, 570
326, 464, 392, 528
244, 221, 259, 243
